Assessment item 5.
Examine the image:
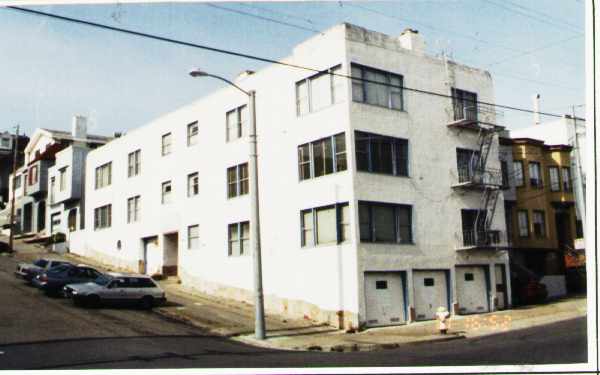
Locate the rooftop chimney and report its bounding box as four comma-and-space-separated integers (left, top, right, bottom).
72, 115, 87, 139
398, 28, 425, 55
533, 94, 540, 125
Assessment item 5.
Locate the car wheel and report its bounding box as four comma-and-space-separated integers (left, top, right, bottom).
87, 294, 101, 308
140, 296, 154, 310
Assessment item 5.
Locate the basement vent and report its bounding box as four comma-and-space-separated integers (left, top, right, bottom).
368, 319, 378, 324
417, 314, 426, 319
390, 317, 400, 322
477, 306, 484, 310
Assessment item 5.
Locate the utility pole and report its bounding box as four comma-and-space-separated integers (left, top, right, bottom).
570, 106, 586, 239
8, 124, 19, 253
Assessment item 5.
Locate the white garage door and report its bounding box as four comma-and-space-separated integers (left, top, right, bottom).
364, 273, 405, 327
413, 271, 448, 321
456, 266, 489, 314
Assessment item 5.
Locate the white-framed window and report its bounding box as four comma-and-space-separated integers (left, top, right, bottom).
355, 131, 409, 176
188, 224, 199, 249
549, 166, 560, 192
513, 161, 524, 187
14, 175, 21, 189
226, 105, 248, 142
228, 221, 249, 256
227, 163, 248, 198
0, 136, 10, 149
187, 121, 198, 146
95, 162, 112, 189
94, 204, 112, 230
188, 172, 199, 197
295, 65, 343, 116
528, 162, 542, 188
162, 133, 172, 156
359, 201, 412, 244
517, 210, 529, 237
127, 196, 140, 223
351, 63, 403, 111
562, 167, 572, 192
59, 167, 67, 191
300, 202, 350, 247
533, 210, 546, 238
297, 133, 347, 181
128, 150, 141, 177
161, 181, 172, 204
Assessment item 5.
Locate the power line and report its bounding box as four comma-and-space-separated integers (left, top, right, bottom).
238, 3, 320, 28
501, 0, 584, 32
4, 5, 565, 119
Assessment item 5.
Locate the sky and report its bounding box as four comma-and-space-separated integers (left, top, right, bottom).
0, 1, 586, 138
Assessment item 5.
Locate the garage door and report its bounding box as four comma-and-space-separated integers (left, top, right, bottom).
413, 271, 448, 321
364, 273, 405, 327
456, 266, 489, 314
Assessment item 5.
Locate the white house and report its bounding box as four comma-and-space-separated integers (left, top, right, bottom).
71, 23, 511, 329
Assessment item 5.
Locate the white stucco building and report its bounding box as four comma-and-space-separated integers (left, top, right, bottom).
71, 23, 511, 329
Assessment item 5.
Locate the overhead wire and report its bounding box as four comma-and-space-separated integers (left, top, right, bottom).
4, 6, 567, 120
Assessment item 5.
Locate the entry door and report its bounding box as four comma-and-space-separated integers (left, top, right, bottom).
364, 273, 405, 326
495, 265, 507, 310
413, 271, 448, 321
456, 266, 489, 314
143, 237, 160, 276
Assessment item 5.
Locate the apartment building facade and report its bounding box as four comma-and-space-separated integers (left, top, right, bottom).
502, 137, 577, 298
0, 131, 28, 208
72, 23, 511, 329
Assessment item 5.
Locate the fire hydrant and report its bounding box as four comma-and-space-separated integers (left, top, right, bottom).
435, 306, 450, 334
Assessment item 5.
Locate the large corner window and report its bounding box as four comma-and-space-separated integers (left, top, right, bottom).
296, 65, 343, 116
351, 63, 403, 111
355, 131, 408, 177
358, 201, 412, 244
300, 202, 350, 247
298, 133, 347, 181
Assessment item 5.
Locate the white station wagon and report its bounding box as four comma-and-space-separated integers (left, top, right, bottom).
63, 272, 166, 309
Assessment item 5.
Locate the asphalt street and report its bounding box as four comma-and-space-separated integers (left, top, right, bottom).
0, 253, 588, 370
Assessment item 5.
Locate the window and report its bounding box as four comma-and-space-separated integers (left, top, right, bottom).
95, 162, 112, 189
533, 210, 546, 238
465, 273, 475, 281
501, 160, 509, 188
528, 162, 542, 188
456, 148, 480, 183
517, 210, 529, 237
188, 172, 199, 197
0, 137, 10, 149
562, 167, 572, 192
424, 278, 435, 287
28, 165, 38, 186
127, 196, 140, 223
358, 201, 412, 244
375, 280, 388, 289
162, 133, 172, 156
14, 175, 21, 189
227, 163, 249, 198
549, 167, 560, 192
226, 105, 248, 142
513, 161, 524, 187
300, 203, 349, 247
187, 121, 198, 146
295, 65, 343, 116
451, 88, 478, 121
297, 133, 347, 181
94, 204, 112, 230
188, 224, 199, 249
228, 221, 250, 256
355, 131, 409, 176
161, 181, 172, 204
128, 150, 141, 177
59, 167, 67, 191
351, 64, 403, 110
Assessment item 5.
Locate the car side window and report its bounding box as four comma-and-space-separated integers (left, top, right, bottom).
138, 278, 156, 288
67, 268, 79, 277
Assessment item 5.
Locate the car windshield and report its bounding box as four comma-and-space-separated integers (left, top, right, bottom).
33, 259, 48, 268
93, 275, 112, 286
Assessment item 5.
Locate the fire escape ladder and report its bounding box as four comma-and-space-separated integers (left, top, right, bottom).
474, 186, 500, 245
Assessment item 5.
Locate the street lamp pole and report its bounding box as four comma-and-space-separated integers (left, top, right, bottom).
189, 69, 266, 340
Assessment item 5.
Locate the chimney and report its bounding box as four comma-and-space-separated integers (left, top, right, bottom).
71, 115, 87, 139
398, 28, 425, 55
532, 94, 541, 125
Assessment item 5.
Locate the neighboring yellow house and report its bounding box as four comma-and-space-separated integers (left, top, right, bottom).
504, 137, 577, 298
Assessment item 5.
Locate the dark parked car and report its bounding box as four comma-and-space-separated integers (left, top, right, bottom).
15, 258, 72, 282
0, 241, 11, 253
33, 264, 103, 295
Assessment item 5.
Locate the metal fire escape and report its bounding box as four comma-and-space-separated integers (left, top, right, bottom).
448, 97, 505, 249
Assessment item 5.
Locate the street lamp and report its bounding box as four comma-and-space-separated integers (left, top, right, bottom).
188, 68, 266, 340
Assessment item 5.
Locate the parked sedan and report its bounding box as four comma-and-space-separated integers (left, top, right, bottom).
15, 258, 72, 282
33, 264, 103, 295
64, 273, 166, 309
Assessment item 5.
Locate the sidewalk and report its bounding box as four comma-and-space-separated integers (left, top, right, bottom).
3, 236, 588, 352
